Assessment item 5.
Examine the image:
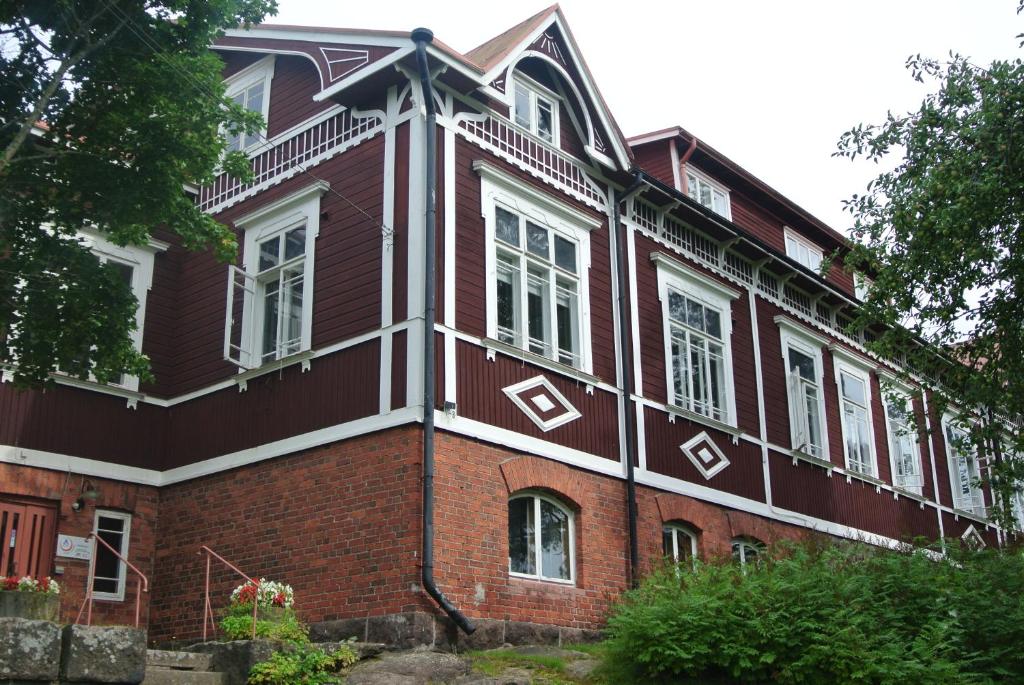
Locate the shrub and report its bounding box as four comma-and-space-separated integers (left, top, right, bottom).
601, 540, 1024, 684
219, 603, 309, 643
247, 642, 359, 685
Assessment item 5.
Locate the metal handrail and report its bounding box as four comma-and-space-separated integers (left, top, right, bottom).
198, 545, 258, 640
75, 533, 148, 628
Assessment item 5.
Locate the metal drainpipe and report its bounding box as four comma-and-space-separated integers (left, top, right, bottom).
412, 27, 475, 635
612, 171, 645, 587
678, 137, 698, 195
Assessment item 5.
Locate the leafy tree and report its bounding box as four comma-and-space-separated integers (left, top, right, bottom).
835, 2, 1024, 530
0, 0, 275, 386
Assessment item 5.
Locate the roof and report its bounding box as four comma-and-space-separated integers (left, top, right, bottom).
464, 5, 559, 71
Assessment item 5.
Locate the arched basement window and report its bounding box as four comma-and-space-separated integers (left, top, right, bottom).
662, 523, 697, 563
508, 492, 575, 583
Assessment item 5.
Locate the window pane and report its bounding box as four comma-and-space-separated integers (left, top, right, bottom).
662, 528, 674, 557
282, 268, 303, 356
670, 335, 685, 403
514, 84, 531, 129
554, 235, 576, 273
527, 268, 550, 356
712, 190, 728, 216
261, 278, 279, 361
555, 280, 578, 367
536, 99, 553, 142
788, 349, 815, 381
109, 262, 134, 288
245, 82, 264, 113
284, 227, 305, 260
97, 516, 125, 533
259, 236, 279, 272
699, 183, 712, 208
540, 500, 570, 580
668, 291, 687, 324
93, 577, 118, 594
840, 373, 866, 405
690, 342, 707, 415
704, 307, 721, 339
496, 207, 520, 246
496, 254, 519, 344
687, 174, 699, 201
686, 297, 704, 331
526, 222, 548, 258
805, 386, 822, 455
708, 343, 726, 420
508, 498, 535, 575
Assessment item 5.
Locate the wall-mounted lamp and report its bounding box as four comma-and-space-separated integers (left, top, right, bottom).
70, 478, 100, 512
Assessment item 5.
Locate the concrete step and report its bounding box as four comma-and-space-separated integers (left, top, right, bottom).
146, 650, 214, 672
141, 669, 225, 685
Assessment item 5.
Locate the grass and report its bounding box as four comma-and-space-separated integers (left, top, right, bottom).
466, 647, 600, 684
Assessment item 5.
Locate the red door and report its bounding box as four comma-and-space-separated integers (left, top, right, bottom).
0, 498, 57, 579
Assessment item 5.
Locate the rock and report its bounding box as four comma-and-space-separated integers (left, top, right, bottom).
186, 640, 289, 685
564, 658, 598, 680
0, 617, 62, 681
453, 667, 532, 685
307, 617, 366, 643
345, 651, 471, 684
502, 621, 560, 647
315, 641, 385, 660
61, 624, 147, 683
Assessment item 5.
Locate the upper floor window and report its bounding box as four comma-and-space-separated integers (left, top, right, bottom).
513, 76, 558, 145
479, 163, 596, 374
834, 358, 877, 478
508, 493, 574, 584
654, 253, 739, 426
224, 182, 324, 370
223, 55, 275, 153
778, 319, 828, 460
943, 418, 985, 516
92, 510, 131, 601
883, 390, 924, 494
784, 227, 823, 272
662, 523, 697, 564
854, 273, 873, 301
686, 168, 731, 220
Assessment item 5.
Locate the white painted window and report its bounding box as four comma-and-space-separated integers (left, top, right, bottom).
223, 55, 275, 153
508, 493, 574, 584
731, 537, 763, 566
655, 254, 739, 427
777, 319, 829, 460
835, 360, 877, 477
943, 418, 986, 516
513, 76, 559, 145
78, 230, 166, 392
883, 390, 924, 494
92, 510, 131, 601
686, 168, 731, 220
224, 183, 325, 370
480, 164, 596, 373
784, 228, 823, 272
662, 524, 697, 563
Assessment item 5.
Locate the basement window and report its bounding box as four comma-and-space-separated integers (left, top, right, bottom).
508, 493, 575, 584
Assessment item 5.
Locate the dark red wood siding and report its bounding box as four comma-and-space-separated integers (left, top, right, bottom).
631, 141, 677, 190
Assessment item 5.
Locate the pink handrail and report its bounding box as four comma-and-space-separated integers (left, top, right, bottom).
198, 546, 259, 641
75, 533, 148, 628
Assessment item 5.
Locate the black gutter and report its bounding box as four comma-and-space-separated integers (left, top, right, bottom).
612, 171, 645, 587
412, 27, 475, 636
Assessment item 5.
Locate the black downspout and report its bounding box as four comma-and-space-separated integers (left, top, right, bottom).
412, 27, 476, 636
613, 172, 645, 587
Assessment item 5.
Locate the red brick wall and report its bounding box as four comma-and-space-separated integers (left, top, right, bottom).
0, 463, 158, 627
149, 426, 429, 642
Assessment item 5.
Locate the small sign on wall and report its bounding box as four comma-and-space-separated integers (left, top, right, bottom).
56, 534, 92, 560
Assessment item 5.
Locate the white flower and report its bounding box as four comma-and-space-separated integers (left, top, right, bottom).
17, 576, 38, 591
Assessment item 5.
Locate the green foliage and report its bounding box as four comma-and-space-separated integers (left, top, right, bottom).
601, 541, 1024, 684
219, 604, 309, 643
0, 0, 275, 386
834, 1, 1024, 528
247, 642, 358, 685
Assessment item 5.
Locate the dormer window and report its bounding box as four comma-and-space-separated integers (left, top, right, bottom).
223, 55, 275, 153
513, 76, 558, 145
685, 168, 731, 220
784, 227, 823, 272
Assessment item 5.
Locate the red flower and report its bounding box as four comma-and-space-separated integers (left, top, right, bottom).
236, 581, 258, 604
3, 576, 18, 591
37, 577, 51, 592
272, 592, 286, 607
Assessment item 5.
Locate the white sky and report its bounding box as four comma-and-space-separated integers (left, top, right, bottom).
269, 0, 1020, 234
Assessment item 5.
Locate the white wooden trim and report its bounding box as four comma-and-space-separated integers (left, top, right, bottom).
778, 319, 831, 461
223, 55, 276, 152
880, 386, 924, 495
650, 252, 741, 300
833, 357, 879, 478
91, 510, 132, 602
473, 160, 602, 229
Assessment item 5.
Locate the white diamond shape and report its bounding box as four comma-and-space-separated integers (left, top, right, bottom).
502, 376, 581, 432
531, 394, 556, 412
961, 524, 986, 550
680, 432, 730, 480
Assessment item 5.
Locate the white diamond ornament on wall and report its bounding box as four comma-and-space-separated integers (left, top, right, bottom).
502, 376, 581, 432
680, 431, 730, 479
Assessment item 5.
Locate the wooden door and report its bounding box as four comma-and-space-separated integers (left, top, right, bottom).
0, 498, 57, 579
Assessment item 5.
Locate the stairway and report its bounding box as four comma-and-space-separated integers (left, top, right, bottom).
142, 650, 226, 685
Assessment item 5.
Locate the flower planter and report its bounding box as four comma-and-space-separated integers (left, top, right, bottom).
0, 591, 60, 622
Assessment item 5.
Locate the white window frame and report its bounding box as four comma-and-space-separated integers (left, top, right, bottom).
91, 509, 132, 602
78, 229, 166, 392
832, 352, 878, 478
784, 227, 824, 272
854, 273, 873, 302
879, 381, 924, 494
942, 415, 986, 517
731, 537, 763, 566
654, 253, 739, 428
777, 317, 830, 461
223, 54, 275, 153
479, 163, 596, 374
508, 492, 576, 585
685, 167, 732, 220
225, 182, 325, 371
662, 523, 698, 563
511, 74, 560, 146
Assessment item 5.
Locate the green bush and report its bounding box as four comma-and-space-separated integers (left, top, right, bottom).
247, 642, 359, 685
219, 604, 309, 643
601, 540, 1024, 684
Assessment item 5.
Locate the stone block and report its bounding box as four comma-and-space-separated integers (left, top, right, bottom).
364, 612, 435, 650
307, 617, 366, 643
0, 617, 62, 681
186, 640, 290, 685
502, 620, 560, 647
61, 624, 147, 683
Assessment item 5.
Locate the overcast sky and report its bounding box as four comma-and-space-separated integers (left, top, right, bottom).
269, 0, 1021, 234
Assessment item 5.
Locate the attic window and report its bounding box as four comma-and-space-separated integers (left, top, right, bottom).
223, 55, 275, 153
784, 227, 823, 272
685, 168, 731, 220
513, 76, 558, 145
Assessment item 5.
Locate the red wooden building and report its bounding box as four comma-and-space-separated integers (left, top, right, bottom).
0, 6, 1014, 644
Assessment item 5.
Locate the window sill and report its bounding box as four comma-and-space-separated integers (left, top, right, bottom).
233, 349, 314, 391
667, 403, 741, 441
789, 449, 835, 471
483, 338, 599, 387
50, 374, 144, 409
840, 468, 887, 489
950, 506, 988, 523
509, 572, 576, 588
892, 486, 927, 503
